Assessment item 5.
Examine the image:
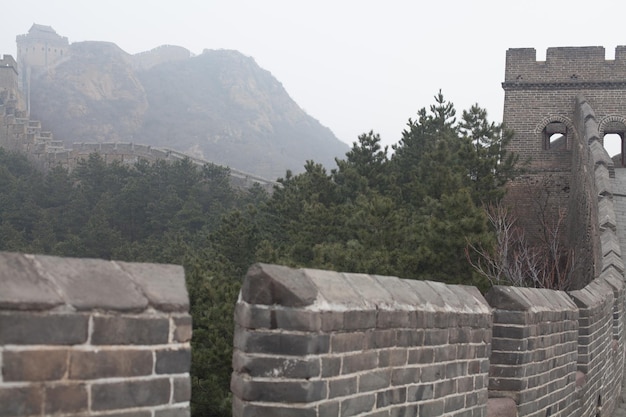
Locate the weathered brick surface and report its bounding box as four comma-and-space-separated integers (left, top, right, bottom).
44, 383, 88, 414
173, 376, 192, 402
233, 264, 491, 417
0, 312, 88, 345
0, 386, 42, 417
92, 378, 171, 410
69, 349, 153, 379
0, 252, 63, 310
154, 408, 191, 417
172, 315, 193, 342
0, 252, 191, 417
91, 315, 170, 345
155, 347, 192, 374
2, 349, 67, 381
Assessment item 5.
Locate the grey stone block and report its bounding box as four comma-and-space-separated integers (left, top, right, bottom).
434, 379, 455, 397
234, 329, 329, 355
373, 275, 423, 308
444, 394, 465, 413
32, 254, 149, 312
407, 384, 434, 401
156, 348, 191, 374
379, 348, 407, 367
377, 387, 407, 408
418, 399, 444, 416
241, 263, 317, 307
89, 411, 152, 417
233, 352, 320, 379
319, 357, 341, 378
173, 315, 192, 343
487, 398, 517, 417
44, 383, 88, 415
304, 268, 369, 309
391, 367, 420, 386
341, 394, 376, 417
236, 402, 317, 417
329, 376, 357, 398
360, 369, 391, 392
370, 329, 398, 349
423, 328, 448, 346
3, 349, 68, 381
0, 252, 63, 310
274, 308, 322, 331
408, 347, 434, 364
91, 378, 171, 410
116, 261, 188, 312
0, 312, 88, 345
0, 386, 42, 417
69, 349, 153, 379
390, 405, 418, 417
397, 329, 424, 347
231, 376, 326, 402
342, 351, 378, 374
154, 408, 190, 417
332, 332, 366, 353
420, 364, 444, 382
173, 376, 191, 402
318, 401, 340, 417
486, 286, 532, 311
234, 302, 272, 329
91, 316, 170, 345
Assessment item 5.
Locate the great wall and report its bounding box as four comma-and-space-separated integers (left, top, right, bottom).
2, 29, 626, 417
0, 25, 278, 192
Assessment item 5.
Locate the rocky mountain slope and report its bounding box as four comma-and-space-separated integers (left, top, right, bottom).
28, 42, 348, 179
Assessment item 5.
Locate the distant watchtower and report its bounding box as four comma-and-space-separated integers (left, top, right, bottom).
503, 46, 626, 288
16, 24, 69, 111
503, 46, 626, 168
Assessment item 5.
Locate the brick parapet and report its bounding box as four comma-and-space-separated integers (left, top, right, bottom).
0, 251, 191, 417
234, 260, 626, 417
504, 47, 626, 85
232, 264, 492, 417
486, 286, 579, 417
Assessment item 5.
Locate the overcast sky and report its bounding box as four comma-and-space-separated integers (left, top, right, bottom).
2, 1, 626, 150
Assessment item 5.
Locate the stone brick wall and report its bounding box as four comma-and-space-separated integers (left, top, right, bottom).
234, 262, 626, 417
0, 252, 192, 417
503, 47, 626, 275
486, 286, 579, 416
231, 264, 493, 417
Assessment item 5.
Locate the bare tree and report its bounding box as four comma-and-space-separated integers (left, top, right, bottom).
467, 199, 574, 290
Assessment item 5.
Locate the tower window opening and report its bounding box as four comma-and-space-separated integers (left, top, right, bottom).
543, 122, 567, 150
604, 133, 622, 158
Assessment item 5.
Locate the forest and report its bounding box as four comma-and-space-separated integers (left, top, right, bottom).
0, 94, 517, 416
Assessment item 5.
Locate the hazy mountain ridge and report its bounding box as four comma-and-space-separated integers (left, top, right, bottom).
29, 41, 348, 179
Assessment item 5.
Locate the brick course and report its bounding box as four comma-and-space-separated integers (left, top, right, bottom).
233, 264, 492, 417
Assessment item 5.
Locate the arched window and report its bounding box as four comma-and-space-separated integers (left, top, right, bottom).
602, 120, 626, 166
543, 121, 568, 150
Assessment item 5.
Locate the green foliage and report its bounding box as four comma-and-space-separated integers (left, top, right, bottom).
0, 92, 516, 416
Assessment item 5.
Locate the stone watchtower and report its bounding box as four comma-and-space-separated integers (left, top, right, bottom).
16, 24, 69, 111
503, 46, 626, 288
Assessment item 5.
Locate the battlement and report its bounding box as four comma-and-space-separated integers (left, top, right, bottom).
0, 55, 17, 73
504, 46, 626, 87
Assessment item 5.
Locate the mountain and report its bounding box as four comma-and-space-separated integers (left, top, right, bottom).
28, 41, 348, 179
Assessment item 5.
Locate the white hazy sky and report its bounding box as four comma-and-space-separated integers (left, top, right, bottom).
2, 1, 626, 150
